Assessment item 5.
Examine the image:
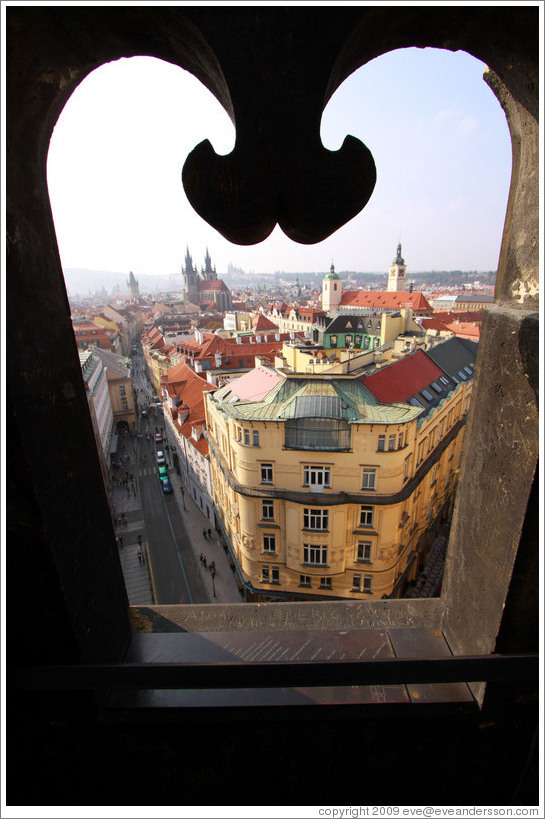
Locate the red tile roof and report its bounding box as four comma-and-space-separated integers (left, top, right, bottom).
165, 362, 215, 456
340, 291, 432, 311
198, 279, 230, 292
362, 350, 445, 404
418, 314, 481, 340
252, 314, 278, 331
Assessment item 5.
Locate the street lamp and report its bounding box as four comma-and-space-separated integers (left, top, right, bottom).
210, 565, 216, 598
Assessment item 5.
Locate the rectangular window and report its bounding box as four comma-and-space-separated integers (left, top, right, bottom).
354, 334, 362, 347
345, 334, 353, 345
303, 508, 329, 530
261, 566, 270, 582
363, 575, 373, 593
373, 338, 380, 349
303, 465, 331, 488
404, 455, 410, 480
262, 500, 274, 520
244, 429, 250, 445
359, 506, 374, 527
430, 381, 442, 394
377, 434, 385, 452
363, 336, 370, 350
357, 541, 372, 563
263, 534, 276, 553
410, 397, 423, 408
421, 388, 434, 401
352, 574, 361, 591
299, 575, 311, 587
319, 577, 332, 590
330, 335, 337, 348
427, 498, 433, 517
253, 430, 260, 446
261, 463, 273, 484
271, 567, 280, 584
417, 441, 426, 464
398, 432, 403, 449
439, 376, 450, 386
388, 434, 396, 451
448, 442, 455, 461
238, 359, 244, 367
119, 385, 126, 396
362, 468, 376, 490
438, 420, 444, 440
122, 399, 129, 411
430, 464, 437, 485
303, 543, 328, 566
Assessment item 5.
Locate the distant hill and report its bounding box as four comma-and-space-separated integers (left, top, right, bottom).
63, 266, 496, 296
63, 268, 184, 296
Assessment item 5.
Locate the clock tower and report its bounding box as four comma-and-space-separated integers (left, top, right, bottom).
322, 262, 342, 311
387, 242, 407, 292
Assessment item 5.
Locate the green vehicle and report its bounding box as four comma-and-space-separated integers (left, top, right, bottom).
158, 466, 168, 482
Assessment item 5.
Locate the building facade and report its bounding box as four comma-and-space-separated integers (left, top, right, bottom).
161, 362, 216, 524
93, 347, 136, 435
79, 349, 115, 487
204, 337, 476, 601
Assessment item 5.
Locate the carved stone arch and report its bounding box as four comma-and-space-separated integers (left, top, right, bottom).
323, 6, 538, 307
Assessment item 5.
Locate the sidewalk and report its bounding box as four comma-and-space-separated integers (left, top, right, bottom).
110, 435, 154, 606
169, 472, 244, 604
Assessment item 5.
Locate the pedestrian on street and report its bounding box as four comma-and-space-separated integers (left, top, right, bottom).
203, 556, 207, 568
137, 550, 142, 563
202, 528, 207, 539
119, 536, 124, 547
138, 535, 142, 547
200, 553, 204, 563
208, 528, 212, 538
209, 560, 215, 572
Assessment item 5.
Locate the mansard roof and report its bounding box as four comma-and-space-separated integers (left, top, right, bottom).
361, 349, 447, 405
211, 368, 421, 426
424, 337, 478, 380
325, 314, 382, 335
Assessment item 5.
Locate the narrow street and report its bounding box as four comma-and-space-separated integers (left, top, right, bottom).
110, 344, 209, 604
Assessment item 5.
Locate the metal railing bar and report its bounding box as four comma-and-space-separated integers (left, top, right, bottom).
8, 653, 538, 691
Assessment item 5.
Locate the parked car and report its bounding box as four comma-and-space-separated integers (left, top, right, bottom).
158, 466, 168, 482
155, 433, 163, 443
141, 409, 148, 418
161, 478, 173, 494
156, 450, 166, 466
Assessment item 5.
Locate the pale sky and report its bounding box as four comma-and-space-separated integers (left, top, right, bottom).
46, 46, 513, 278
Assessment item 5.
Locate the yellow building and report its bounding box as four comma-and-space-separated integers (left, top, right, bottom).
204, 337, 476, 601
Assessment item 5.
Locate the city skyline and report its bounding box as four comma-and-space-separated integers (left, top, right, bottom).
46, 47, 512, 279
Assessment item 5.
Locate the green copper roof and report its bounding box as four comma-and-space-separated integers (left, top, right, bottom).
211, 373, 421, 425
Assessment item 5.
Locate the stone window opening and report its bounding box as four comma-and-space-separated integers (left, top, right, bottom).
8, 10, 538, 739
